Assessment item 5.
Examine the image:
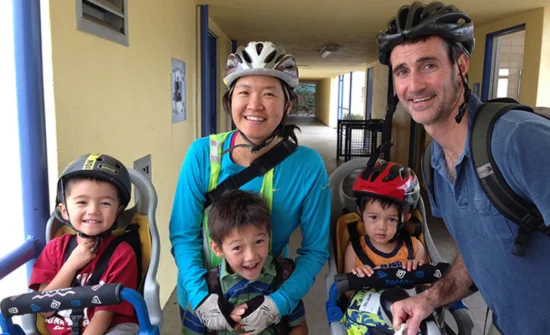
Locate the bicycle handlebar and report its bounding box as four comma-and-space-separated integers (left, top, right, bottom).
335, 262, 450, 294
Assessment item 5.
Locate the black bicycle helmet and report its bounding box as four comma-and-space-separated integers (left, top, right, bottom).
55, 153, 131, 238
377, 1, 475, 66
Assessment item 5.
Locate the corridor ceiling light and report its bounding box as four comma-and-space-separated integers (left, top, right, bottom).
319, 44, 340, 58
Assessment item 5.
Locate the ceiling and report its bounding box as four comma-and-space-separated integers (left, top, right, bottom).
197, 0, 548, 79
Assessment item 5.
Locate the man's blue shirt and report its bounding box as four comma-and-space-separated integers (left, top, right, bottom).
427, 95, 550, 334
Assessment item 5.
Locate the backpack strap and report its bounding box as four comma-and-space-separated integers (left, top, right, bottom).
204, 266, 234, 335
421, 140, 435, 206
270, 258, 293, 335
470, 100, 548, 256
204, 260, 293, 335
347, 222, 376, 268
205, 137, 297, 207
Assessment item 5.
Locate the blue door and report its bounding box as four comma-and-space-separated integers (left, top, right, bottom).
365, 67, 374, 119
208, 33, 217, 134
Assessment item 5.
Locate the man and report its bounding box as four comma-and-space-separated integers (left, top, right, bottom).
376, 1, 550, 334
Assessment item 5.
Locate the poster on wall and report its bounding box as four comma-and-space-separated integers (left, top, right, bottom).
172, 58, 186, 124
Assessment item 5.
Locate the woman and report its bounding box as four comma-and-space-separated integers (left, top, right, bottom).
169, 41, 330, 333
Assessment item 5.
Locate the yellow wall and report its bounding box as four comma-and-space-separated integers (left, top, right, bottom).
469, 8, 546, 106
48, 0, 199, 306
315, 78, 332, 126
369, 62, 389, 121
537, 7, 550, 107
366, 62, 411, 165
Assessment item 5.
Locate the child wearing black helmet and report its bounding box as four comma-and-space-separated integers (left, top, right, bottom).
29, 153, 139, 335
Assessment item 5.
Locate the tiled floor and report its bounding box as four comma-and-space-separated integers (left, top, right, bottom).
162, 117, 489, 334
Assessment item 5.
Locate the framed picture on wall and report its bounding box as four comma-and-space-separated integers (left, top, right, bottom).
172, 58, 186, 124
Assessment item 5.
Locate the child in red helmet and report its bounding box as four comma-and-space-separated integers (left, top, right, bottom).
342, 160, 430, 334
344, 160, 428, 285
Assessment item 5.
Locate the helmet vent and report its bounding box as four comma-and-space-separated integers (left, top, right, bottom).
242, 50, 252, 63
370, 169, 381, 182
97, 157, 104, 161
255, 42, 264, 55
264, 50, 277, 64
115, 163, 121, 169
235, 54, 243, 63
275, 54, 285, 63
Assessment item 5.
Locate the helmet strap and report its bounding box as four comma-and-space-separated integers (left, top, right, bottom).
454, 53, 472, 124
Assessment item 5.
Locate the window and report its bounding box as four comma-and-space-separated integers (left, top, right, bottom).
497, 68, 509, 98
76, 0, 129, 46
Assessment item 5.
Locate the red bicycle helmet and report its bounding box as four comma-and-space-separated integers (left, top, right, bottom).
353, 160, 420, 210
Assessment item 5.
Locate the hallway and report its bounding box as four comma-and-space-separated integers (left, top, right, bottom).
162, 117, 489, 334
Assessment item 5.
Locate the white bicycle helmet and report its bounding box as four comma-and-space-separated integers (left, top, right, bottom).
223, 41, 299, 89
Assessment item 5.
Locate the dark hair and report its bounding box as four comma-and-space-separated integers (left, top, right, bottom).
357, 195, 409, 217
208, 190, 271, 246
64, 176, 122, 203
389, 36, 466, 68
222, 78, 300, 144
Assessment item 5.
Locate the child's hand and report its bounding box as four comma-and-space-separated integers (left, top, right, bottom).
65, 236, 98, 271
351, 265, 375, 277
230, 303, 248, 324
403, 259, 424, 272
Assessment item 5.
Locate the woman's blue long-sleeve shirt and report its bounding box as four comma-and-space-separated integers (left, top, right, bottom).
169, 132, 331, 316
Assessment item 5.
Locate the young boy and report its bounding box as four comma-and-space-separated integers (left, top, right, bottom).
344, 161, 428, 278
342, 161, 429, 334
182, 190, 308, 335
29, 153, 139, 335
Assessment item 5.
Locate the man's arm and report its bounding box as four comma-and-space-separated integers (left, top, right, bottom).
392, 254, 476, 335
423, 254, 475, 307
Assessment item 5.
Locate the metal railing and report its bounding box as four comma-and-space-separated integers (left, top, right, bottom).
336, 119, 384, 161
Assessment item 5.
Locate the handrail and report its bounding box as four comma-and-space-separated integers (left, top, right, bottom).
0, 237, 40, 281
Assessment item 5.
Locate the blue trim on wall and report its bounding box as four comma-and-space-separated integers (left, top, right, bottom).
200, 5, 210, 137
366, 67, 374, 119
481, 24, 526, 101
0, 238, 39, 281
13, 0, 49, 279
348, 72, 352, 119
337, 75, 343, 119
208, 33, 217, 134
231, 40, 237, 53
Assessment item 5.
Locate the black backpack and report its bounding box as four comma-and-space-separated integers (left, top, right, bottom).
422, 98, 550, 257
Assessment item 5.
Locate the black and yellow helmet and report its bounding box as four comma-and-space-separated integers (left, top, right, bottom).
56, 153, 131, 208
